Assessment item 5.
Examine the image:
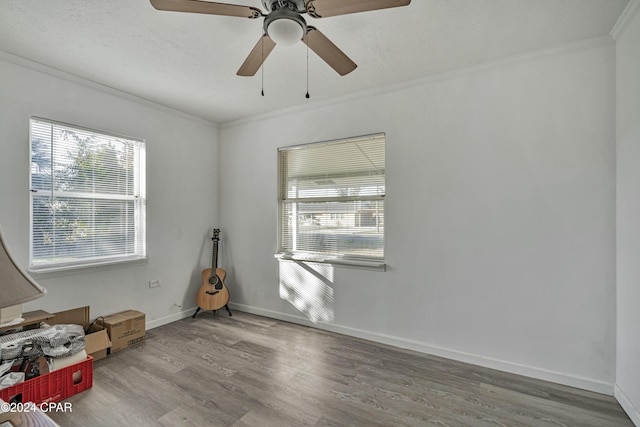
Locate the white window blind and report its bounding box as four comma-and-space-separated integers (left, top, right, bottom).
29, 117, 146, 271
278, 133, 385, 268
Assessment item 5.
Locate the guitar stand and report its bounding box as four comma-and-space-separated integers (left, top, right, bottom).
192, 305, 232, 319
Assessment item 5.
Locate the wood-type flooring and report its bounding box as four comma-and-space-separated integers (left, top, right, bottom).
49, 311, 633, 426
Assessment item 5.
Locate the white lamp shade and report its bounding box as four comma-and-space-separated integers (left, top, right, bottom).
268, 18, 304, 46
0, 227, 46, 309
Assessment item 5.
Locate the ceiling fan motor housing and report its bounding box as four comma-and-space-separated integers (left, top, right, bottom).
261, 0, 305, 14
263, 0, 308, 46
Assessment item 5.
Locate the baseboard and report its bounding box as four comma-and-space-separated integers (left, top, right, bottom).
615, 385, 640, 426
146, 307, 195, 330
228, 302, 615, 396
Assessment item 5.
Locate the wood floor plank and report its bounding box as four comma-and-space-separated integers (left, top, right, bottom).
47, 311, 633, 427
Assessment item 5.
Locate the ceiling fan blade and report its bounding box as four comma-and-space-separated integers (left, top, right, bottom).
150, 0, 262, 18
302, 27, 356, 76
305, 0, 410, 18
237, 34, 277, 76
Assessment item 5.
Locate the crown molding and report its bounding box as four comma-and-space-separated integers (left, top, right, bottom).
0, 50, 219, 129
611, 0, 640, 40
221, 35, 614, 129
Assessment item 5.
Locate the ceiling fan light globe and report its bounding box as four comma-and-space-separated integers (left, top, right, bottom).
268, 18, 304, 46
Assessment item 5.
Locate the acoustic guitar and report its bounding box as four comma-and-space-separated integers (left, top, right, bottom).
193, 228, 232, 318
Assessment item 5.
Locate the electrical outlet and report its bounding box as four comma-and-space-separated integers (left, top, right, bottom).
149, 279, 161, 288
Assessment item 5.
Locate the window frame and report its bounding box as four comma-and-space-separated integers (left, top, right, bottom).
276, 133, 386, 271
28, 116, 147, 273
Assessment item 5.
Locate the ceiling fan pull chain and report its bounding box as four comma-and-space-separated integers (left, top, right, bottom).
261, 32, 265, 96
305, 32, 310, 99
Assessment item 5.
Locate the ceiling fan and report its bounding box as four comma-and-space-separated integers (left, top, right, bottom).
150, 0, 411, 77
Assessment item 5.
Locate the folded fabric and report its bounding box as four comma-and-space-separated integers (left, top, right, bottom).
0, 324, 85, 362
0, 372, 24, 390
48, 349, 87, 371
0, 360, 12, 377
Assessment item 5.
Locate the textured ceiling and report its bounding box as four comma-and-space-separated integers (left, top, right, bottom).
0, 0, 630, 124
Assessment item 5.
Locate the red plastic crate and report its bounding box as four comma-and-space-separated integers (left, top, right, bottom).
0, 356, 93, 405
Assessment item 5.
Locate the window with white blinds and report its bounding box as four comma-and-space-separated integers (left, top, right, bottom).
29, 117, 146, 271
278, 133, 385, 269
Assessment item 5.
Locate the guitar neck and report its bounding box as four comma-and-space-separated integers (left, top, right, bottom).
211, 228, 220, 270
211, 239, 219, 270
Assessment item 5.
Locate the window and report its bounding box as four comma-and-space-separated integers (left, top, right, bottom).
29, 117, 146, 271
278, 133, 385, 269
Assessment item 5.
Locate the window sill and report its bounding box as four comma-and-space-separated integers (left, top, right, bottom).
28, 255, 148, 277
274, 253, 385, 271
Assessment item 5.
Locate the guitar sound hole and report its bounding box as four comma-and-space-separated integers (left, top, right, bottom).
209, 275, 223, 290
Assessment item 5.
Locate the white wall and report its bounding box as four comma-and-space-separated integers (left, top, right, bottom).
615, 2, 640, 424
220, 38, 617, 393
0, 53, 220, 327
0, 32, 621, 400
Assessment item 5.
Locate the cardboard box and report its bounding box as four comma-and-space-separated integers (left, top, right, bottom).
0, 303, 22, 324
49, 306, 112, 361
97, 310, 145, 354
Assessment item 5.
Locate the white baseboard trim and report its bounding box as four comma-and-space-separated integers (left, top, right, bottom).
615, 385, 640, 426
146, 307, 196, 330
228, 302, 615, 396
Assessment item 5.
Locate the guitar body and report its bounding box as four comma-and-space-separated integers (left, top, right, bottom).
194, 228, 232, 317
196, 267, 229, 311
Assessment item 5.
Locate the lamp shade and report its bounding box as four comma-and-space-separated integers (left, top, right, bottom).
264, 7, 307, 47
268, 18, 304, 46
0, 227, 46, 309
